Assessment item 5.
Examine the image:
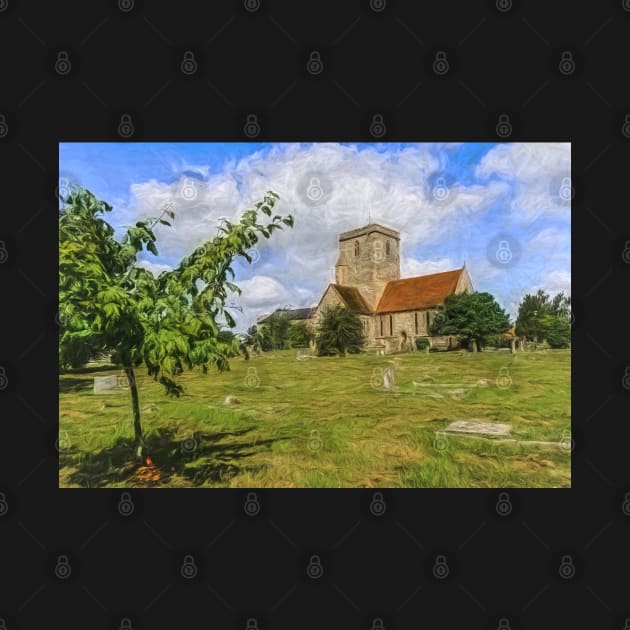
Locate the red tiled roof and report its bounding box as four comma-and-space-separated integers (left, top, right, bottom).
375, 268, 464, 313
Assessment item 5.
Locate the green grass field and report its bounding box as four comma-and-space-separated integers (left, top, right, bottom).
58, 348, 571, 488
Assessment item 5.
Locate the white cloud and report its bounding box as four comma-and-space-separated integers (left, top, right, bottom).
476, 142, 571, 226
107, 143, 569, 330
135, 260, 173, 276
401, 256, 456, 277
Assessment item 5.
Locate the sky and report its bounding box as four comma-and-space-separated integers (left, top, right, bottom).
59, 142, 571, 331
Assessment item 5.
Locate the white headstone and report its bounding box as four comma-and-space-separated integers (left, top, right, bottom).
93, 375, 119, 393
383, 366, 395, 390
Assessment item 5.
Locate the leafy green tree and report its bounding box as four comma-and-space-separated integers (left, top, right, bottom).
515, 290, 571, 346
316, 305, 365, 356
59, 188, 293, 455
259, 308, 291, 349
430, 292, 510, 352
287, 321, 313, 348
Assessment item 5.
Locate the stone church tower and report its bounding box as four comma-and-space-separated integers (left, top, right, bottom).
334, 223, 401, 310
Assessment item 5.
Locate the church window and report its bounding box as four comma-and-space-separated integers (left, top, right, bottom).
380, 317, 384, 337
414, 312, 419, 335
354, 241, 360, 257
386, 241, 390, 256
389, 315, 393, 336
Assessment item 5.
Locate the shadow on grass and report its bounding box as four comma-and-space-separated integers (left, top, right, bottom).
62, 426, 273, 488
59, 377, 96, 394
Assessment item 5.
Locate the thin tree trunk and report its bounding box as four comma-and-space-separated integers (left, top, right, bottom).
471, 339, 478, 352
124, 367, 143, 450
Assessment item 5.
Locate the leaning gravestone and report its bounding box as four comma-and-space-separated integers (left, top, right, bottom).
93, 375, 119, 394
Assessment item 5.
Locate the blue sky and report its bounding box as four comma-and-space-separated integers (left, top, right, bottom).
60, 142, 571, 330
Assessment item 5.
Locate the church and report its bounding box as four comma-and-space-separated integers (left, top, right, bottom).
259, 222, 474, 352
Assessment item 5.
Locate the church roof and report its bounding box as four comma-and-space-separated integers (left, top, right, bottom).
257, 307, 315, 323
338, 223, 400, 242
375, 268, 464, 313
332, 285, 372, 314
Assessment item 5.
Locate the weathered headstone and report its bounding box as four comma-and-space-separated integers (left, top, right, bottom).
93, 375, 119, 393
443, 420, 511, 437
383, 366, 395, 390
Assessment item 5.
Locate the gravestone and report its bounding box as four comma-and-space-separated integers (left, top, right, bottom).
383, 366, 395, 390
93, 375, 119, 393
443, 420, 511, 437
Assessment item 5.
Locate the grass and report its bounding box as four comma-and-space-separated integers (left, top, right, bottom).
58, 348, 571, 488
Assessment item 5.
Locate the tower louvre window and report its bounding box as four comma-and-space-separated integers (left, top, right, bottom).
386, 241, 390, 256
354, 241, 360, 257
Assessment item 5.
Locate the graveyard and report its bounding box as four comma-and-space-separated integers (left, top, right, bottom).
58, 347, 571, 488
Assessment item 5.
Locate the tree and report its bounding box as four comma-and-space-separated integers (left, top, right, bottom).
287, 321, 313, 348
244, 325, 271, 353
515, 290, 571, 347
258, 308, 291, 349
59, 187, 293, 456
316, 305, 365, 356
430, 292, 510, 352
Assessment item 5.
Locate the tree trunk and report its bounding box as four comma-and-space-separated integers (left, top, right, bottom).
124, 366, 143, 452
471, 339, 478, 352
510, 338, 516, 354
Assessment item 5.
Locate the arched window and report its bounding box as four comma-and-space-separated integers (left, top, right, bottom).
385, 241, 390, 256
354, 241, 360, 257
